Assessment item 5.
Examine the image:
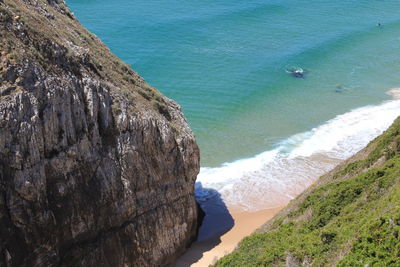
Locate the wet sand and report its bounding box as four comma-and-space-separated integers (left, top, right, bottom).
176, 199, 284, 267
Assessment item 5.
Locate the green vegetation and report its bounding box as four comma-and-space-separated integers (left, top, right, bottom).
0, 6, 11, 22
215, 118, 400, 266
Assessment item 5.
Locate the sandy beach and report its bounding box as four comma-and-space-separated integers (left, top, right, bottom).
176, 199, 284, 267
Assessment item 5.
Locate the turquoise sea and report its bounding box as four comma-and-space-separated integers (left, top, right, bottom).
68, 0, 400, 210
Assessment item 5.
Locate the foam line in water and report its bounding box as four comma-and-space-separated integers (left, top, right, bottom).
196, 99, 400, 211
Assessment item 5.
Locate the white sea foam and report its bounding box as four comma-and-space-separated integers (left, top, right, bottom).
196, 99, 400, 211
386, 88, 400, 100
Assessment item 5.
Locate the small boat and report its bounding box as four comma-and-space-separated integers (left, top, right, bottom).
286, 68, 305, 78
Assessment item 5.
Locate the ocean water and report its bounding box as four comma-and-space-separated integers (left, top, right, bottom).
68, 0, 400, 210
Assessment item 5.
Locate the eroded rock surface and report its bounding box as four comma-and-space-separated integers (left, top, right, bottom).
0, 0, 200, 266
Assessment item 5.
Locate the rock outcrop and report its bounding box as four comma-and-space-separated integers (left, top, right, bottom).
0, 0, 200, 266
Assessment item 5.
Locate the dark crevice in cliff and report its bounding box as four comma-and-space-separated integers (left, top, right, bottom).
0, 164, 30, 267
0, 161, 12, 224
195, 202, 205, 240
98, 116, 118, 151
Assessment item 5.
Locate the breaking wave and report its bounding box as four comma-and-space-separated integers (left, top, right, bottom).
196, 99, 400, 211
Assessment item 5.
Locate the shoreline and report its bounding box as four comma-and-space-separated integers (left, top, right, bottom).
176, 91, 400, 266
176, 201, 284, 266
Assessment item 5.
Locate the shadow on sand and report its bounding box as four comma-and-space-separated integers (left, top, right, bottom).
176, 182, 234, 266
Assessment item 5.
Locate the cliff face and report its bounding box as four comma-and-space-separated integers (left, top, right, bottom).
215, 117, 400, 266
0, 0, 200, 266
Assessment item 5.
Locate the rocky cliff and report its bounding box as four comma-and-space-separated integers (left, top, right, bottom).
0, 0, 200, 266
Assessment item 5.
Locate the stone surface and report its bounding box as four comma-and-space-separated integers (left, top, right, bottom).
0, 0, 200, 266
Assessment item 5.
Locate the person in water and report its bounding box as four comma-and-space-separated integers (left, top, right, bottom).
335, 84, 343, 92
286, 68, 305, 78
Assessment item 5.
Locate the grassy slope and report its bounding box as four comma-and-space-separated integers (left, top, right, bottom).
215, 118, 400, 266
